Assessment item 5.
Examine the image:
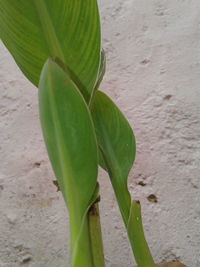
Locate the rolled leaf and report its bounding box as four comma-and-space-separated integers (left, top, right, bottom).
94, 49, 106, 91
39, 58, 98, 266
0, 0, 101, 101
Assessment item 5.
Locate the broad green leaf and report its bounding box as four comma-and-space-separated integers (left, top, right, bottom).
128, 201, 156, 267
0, 0, 101, 101
91, 90, 136, 223
98, 146, 108, 172
39, 59, 98, 266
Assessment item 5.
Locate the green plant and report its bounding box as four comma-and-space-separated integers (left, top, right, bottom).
0, 1, 186, 267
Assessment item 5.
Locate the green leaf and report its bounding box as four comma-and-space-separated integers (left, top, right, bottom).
0, 0, 101, 101
91, 91, 155, 266
91, 90, 136, 223
128, 201, 156, 267
39, 58, 98, 266
94, 49, 106, 91
88, 49, 106, 108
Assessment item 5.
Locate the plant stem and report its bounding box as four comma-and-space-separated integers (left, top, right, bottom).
109, 171, 155, 267
127, 201, 156, 267
88, 200, 105, 267
70, 214, 94, 267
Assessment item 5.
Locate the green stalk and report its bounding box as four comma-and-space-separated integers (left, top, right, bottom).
128, 201, 156, 267
104, 157, 156, 267
111, 176, 155, 267
88, 201, 105, 267
112, 183, 156, 267
111, 174, 131, 226
70, 214, 93, 267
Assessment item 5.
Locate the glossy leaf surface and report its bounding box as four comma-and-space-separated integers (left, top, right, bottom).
0, 0, 101, 101
91, 90, 136, 223
39, 60, 98, 267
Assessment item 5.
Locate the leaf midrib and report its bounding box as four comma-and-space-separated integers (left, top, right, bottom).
33, 0, 65, 62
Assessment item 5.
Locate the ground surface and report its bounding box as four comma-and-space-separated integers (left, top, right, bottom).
0, 0, 200, 266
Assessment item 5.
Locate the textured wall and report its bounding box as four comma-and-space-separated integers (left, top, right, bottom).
0, 1, 200, 266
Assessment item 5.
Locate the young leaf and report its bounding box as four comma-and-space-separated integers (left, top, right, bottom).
0, 0, 101, 101
91, 90, 136, 223
91, 91, 155, 266
39, 58, 98, 266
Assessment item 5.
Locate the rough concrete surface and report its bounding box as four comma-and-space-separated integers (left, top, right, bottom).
157, 263, 187, 267
0, 0, 200, 266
